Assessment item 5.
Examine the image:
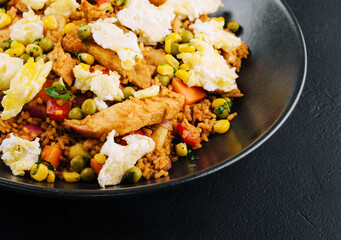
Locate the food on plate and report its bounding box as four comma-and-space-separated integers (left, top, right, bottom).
0, 0, 249, 187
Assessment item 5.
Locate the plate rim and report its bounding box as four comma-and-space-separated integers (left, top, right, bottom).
0, 0, 307, 199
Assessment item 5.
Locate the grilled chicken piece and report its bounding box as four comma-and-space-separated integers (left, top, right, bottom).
142, 47, 166, 68
47, 43, 77, 86
64, 88, 185, 138
0, 7, 24, 43
62, 29, 152, 89
80, 0, 111, 22
43, 15, 67, 44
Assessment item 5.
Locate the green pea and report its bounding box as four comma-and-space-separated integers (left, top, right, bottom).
20, 53, 31, 63
227, 21, 240, 33
122, 86, 136, 99
180, 30, 194, 43
68, 107, 84, 120
125, 167, 142, 183
35, 54, 48, 63
157, 74, 171, 86
70, 155, 86, 173
1, 40, 11, 51
78, 53, 94, 65
214, 105, 230, 119
77, 25, 92, 40
81, 99, 97, 115
171, 42, 180, 55
38, 37, 54, 53
80, 167, 96, 182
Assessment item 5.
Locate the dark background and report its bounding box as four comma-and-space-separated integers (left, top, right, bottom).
1, 0, 340, 239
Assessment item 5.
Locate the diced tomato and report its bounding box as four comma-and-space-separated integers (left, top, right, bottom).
96, 0, 110, 7
91, 158, 104, 175
34, 79, 54, 103
90, 66, 110, 75
120, 129, 145, 146
177, 123, 201, 147
46, 99, 72, 122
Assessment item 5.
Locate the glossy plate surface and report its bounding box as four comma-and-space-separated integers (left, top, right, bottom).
0, 0, 307, 198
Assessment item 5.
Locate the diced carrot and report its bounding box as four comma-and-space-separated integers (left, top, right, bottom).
41, 145, 62, 170
91, 158, 104, 175
172, 77, 207, 105
34, 79, 54, 103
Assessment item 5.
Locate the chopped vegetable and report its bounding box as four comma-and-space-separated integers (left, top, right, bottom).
227, 20, 240, 33
172, 77, 206, 105
80, 167, 96, 182
81, 99, 97, 115
38, 37, 54, 52
90, 157, 104, 175
214, 120, 230, 134
63, 172, 81, 183
30, 163, 48, 182
77, 25, 92, 40
68, 143, 91, 160
70, 155, 86, 172
0, 12, 11, 29
26, 44, 43, 58
175, 142, 188, 157
125, 166, 142, 183
45, 83, 74, 100
46, 98, 72, 122
180, 30, 194, 43
68, 107, 83, 120
177, 123, 201, 147
41, 145, 62, 169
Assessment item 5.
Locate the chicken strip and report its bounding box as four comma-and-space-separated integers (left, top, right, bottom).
62, 29, 152, 89
47, 43, 77, 86
142, 47, 166, 68
64, 88, 185, 138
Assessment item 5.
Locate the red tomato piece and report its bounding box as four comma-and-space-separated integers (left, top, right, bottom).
177, 123, 201, 147
119, 130, 145, 146
46, 99, 72, 122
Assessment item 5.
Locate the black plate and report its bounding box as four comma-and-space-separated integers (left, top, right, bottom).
0, 0, 306, 198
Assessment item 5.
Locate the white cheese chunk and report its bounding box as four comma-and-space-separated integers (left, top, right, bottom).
177, 39, 238, 92
22, 0, 49, 10
0, 134, 40, 176
44, 0, 80, 17
0, 53, 23, 91
89, 18, 142, 70
10, 10, 44, 45
162, 0, 223, 21
116, 0, 175, 43
133, 85, 160, 99
98, 130, 155, 187
190, 19, 242, 53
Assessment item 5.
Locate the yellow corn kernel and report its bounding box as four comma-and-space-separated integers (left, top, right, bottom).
0, 8, 5, 13
178, 43, 196, 53
43, 15, 58, 30
157, 63, 174, 77
46, 170, 56, 183
175, 143, 188, 157
64, 22, 76, 34
30, 164, 49, 182
212, 98, 227, 109
179, 63, 190, 71
175, 69, 190, 83
214, 120, 230, 134
79, 63, 90, 71
164, 54, 179, 68
26, 44, 43, 58
4, 48, 15, 57
165, 33, 182, 43
99, 2, 114, 13
213, 17, 225, 24
0, 13, 11, 29
94, 153, 106, 164
164, 38, 172, 54
63, 172, 81, 183
11, 41, 25, 57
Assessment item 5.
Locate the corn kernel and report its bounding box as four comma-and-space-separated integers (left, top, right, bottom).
175, 69, 190, 83
63, 172, 81, 183
213, 17, 225, 24
164, 54, 179, 68
212, 98, 226, 109
178, 43, 196, 53
79, 63, 90, 71
94, 153, 107, 164
214, 120, 230, 134
0, 13, 11, 29
64, 23, 76, 34
164, 38, 172, 54
11, 41, 25, 57
175, 143, 188, 157
26, 44, 43, 58
43, 16, 58, 30
157, 63, 174, 77
30, 164, 49, 182
0, 8, 5, 13
165, 33, 182, 43
111, 0, 124, 6
179, 63, 190, 71
4, 48, 15, 57
46, 170, 56, 183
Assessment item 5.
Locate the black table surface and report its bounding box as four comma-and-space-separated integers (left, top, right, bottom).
1, 0, 340, 239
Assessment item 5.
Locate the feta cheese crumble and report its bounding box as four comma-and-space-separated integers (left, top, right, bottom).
89, 18, 142, 70
98, 129, 155, 187
44, 0, 80, 17
116, 0, 175, 43
0, 53, 23, 91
